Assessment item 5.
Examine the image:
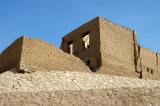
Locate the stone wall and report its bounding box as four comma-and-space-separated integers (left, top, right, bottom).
0, 69, 160, 106
61, 17, 101, 71
99, 17, 138, 77
0, 37, 23, 73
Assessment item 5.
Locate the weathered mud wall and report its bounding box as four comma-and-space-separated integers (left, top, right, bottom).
19, 37, 90, 73
0, 36, 90, 73
136, 46, 160, 80
99, 17, 138, 77
158, 54, 160, 74
61, 17, 101, 71
0, 37, 23, 73
61, 17, 160, 80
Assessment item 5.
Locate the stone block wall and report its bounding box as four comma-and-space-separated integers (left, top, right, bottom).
0, 37, 23, 73
99, 17, 138, 77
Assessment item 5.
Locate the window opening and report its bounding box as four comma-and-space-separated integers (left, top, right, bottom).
151, 69, 153, 74
82, 32, 90, 49
67, 41, 73, 55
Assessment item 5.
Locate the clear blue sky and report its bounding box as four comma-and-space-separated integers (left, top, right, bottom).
0, 0, 160, 53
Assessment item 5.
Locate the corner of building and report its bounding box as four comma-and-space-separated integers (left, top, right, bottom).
0, 36, 25, 73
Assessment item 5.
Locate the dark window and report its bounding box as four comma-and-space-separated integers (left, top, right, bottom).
90, 67, 94, 71
67, 41, 73, 45
87, 60, 90, 65
147, 68, 150, 72
82, 31, 89, 37
151, 69, 153, 74
67, 41, 73, 55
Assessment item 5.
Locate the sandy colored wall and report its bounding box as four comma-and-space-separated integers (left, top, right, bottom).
138, 46, 159, 80
0, 37, 23, 73
99, 17, 137, 77
61, 17, 101, 71
158, 54, 160, 73
20, 37, 90, 73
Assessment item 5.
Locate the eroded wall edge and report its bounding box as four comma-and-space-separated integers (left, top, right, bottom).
19, 37, 90, 73
0, 37, 24, 73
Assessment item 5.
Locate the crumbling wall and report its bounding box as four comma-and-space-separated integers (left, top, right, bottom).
0, 37, 23, 73
19, 37, 90, 73
99, 17, 138, 77
61, 17, 101, 71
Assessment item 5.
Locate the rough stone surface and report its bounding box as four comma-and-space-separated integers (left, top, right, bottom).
0, 69, 160, 106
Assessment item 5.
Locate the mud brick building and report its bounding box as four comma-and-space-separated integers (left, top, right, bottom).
0, 16, 159, 80
61, 17, 160, 80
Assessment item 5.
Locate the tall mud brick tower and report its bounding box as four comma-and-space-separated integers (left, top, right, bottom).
61, 16, 160, 80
